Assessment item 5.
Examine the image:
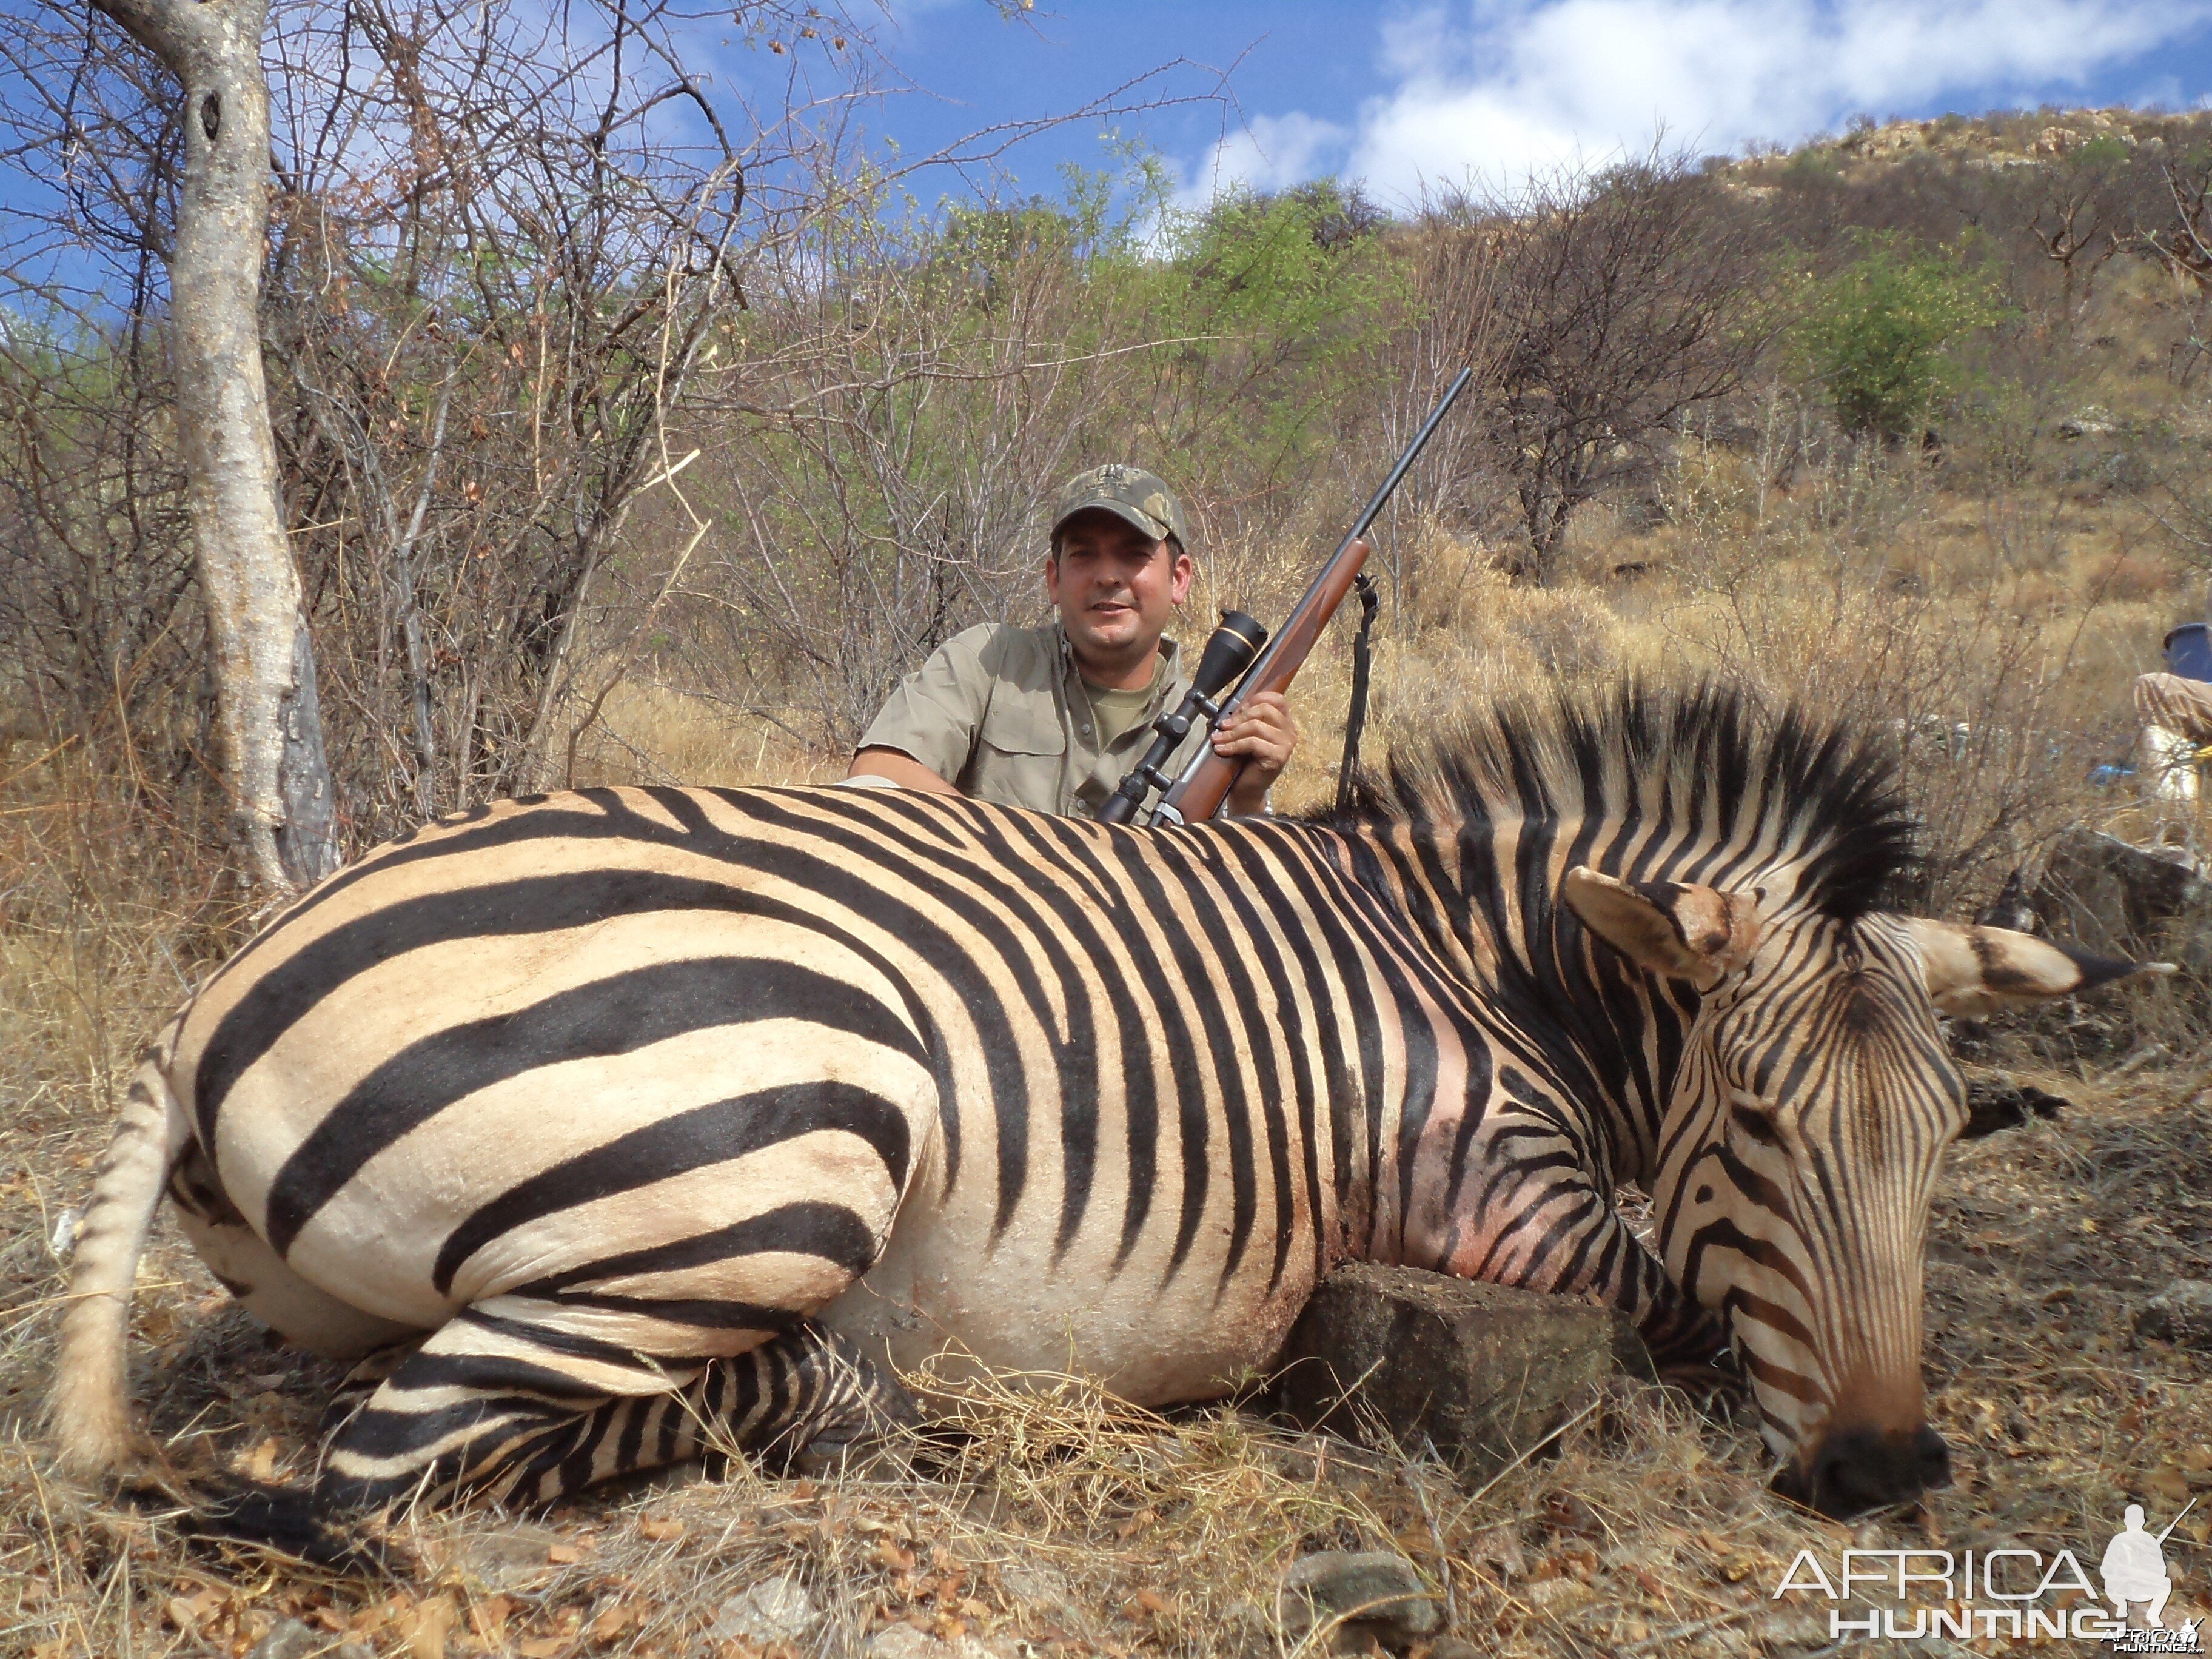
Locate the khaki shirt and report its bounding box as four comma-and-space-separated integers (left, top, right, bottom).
858, 622, 1208, 819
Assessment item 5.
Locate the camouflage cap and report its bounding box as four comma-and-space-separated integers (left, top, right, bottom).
1049, 463, 1189, 552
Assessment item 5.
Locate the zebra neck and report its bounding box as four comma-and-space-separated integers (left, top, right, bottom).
1337, 818, 1699, 1182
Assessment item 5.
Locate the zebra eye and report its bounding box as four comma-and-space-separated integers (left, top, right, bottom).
1729, 1102, 1781, 1145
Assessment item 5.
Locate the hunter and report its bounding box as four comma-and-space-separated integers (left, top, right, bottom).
846, 464, 1298, 817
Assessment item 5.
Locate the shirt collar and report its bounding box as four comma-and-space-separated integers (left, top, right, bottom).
1052, 623, 1184, 708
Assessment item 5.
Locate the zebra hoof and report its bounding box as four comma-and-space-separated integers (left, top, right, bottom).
173, 1474, 393, 1575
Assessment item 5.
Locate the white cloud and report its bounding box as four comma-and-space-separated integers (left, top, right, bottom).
1191, 0, 2212, 204
1190, 110, 1350, 198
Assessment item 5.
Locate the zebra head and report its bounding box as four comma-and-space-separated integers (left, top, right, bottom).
1565, 867, 2163, 1517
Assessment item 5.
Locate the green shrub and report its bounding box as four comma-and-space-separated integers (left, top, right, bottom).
1790, 236, 2010, 441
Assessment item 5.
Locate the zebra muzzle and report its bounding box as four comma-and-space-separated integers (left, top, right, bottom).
1782, 1423, 1952, 1518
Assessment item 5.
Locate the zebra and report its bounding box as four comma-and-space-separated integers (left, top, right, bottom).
50, 685, 2159, 1540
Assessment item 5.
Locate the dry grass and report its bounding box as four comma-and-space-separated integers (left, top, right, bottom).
0, 1051, 2204, 1658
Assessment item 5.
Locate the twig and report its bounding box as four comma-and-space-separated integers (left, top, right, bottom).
1621, 1605, 1760, 1654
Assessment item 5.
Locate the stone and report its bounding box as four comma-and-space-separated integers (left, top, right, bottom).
446, 1523, 571, 1592
2033, 827, 2209, 964
710, 1574, 820, 1644
2136, 1280, 2212, 1349
868, 1626, 992, 1659
1961, 1076, 2068, 1139
999, 1563, 1071, 1614
2056, 404, 2116, 437
1279, 1550, 1441, 1647
247, 1621, 372, 1659
1269, 1263, 1654, 1477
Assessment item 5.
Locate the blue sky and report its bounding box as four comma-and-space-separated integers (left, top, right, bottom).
843, 0, 2212, 208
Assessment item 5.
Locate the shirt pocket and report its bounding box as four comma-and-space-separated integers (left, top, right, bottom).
967, 702, 1068, 813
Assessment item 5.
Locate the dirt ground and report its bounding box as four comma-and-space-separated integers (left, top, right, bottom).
0, 1042, 2205, 1659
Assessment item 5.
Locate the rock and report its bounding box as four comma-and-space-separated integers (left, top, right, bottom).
247, 1622, 372, 1659
447, 1523, 570, 1592
1279, 1550, 1440, 1647
2136, 1280, 2212, 1349
1961, 1076, 2069, 1138
1976, 868, 2037, 934
711, 1574, 820, 1644
999, 1563, 1071, 1614
1269, 1263, 1652, 1477
868, 1626, 992, 1659
2033, 826, 2210, 963
2057, 404, 2116, 437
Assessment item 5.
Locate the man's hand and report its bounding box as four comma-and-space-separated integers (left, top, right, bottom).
1214, 691, 1297, 816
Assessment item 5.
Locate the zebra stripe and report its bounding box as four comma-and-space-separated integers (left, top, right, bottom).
50, 686, 2153, 1529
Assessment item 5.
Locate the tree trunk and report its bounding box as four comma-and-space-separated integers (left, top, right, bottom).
90, 0, 341, 894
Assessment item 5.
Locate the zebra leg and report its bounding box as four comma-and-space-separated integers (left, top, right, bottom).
318, 1338, 429, 1442
489, 1322, 922, 1506
315, 1304, 922, 1513
314, 1299, 689, 1512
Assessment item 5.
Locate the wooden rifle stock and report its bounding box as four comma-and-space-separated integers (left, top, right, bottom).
1154, 538, 1370, 823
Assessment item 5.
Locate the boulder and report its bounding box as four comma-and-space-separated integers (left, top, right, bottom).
1279, 1550, 1439, 1649
2033, 827, 2210, 963
710, 1575, 820, 1644
1269, 1263, 1653, 1477
2136, 1280, 2212, 1350
247, 1623, 372, 1659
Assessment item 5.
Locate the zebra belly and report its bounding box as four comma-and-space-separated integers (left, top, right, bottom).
821, 1144, 1320, 1406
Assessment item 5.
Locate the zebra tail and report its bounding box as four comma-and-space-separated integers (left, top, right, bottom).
47, 1022, 189, 1480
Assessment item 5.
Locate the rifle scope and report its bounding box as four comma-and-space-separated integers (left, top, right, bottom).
1096, 609, 1269, 825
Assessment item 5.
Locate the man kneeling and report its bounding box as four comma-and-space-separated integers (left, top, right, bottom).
847, 465, 1296, 818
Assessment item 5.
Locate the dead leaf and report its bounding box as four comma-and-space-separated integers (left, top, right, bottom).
2150, 1467, 2193, 1506
637, 1517, 686, 1542
246, 1437, 280, 1481
470, 1595, 517, 1645
398, 1594, 458, 1659
590, 1603, 634, 1642
517, 1640, 567, 1658
546, 1543, 583, 1565
167, 1586, 226, 1633
874, 1539, 917, 1573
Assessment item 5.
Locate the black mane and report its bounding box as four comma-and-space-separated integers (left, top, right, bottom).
1313, 681, 1920, 919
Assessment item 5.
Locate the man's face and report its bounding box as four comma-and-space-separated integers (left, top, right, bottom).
1045, 509, 1194, 665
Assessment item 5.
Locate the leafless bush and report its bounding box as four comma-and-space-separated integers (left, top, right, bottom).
1430, 155, 1768, 585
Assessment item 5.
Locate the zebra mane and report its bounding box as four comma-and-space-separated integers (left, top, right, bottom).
1320, 680, 1920, 919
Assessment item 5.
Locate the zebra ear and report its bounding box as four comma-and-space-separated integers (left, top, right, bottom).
1563, 866, 1764, 991
1900, 919, 2175, 1016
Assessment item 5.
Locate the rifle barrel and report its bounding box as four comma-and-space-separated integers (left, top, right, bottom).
1150, 366, 1474, 822
2156, 1495, 2199, 1544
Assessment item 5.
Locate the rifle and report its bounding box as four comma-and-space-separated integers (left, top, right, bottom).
1099, 366, 1475, 827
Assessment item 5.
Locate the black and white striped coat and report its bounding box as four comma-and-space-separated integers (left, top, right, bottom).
52, 688, 2154, 1526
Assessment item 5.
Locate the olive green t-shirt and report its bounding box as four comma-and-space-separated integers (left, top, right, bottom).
857, 622, 1208, 819
1079, 662, 1165, 754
